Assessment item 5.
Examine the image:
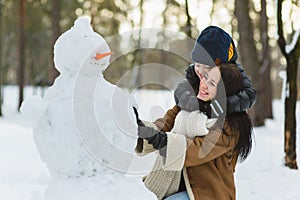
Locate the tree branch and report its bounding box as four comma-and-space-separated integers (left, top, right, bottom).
277, 0, 287, 56
290, 30, 300, 61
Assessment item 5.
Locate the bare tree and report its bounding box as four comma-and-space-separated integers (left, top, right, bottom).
0, 0, 3, 116
260, 0, 273, 119
184, 0, 192, 38
18, 0, 25, 109
277, 0, 299, 169
234, 0, 265, 126
49, 0, 60, 85
129, 0, 144, 89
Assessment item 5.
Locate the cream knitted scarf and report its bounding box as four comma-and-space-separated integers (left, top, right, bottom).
143, 111, 217, 200
172, 110, 217, 138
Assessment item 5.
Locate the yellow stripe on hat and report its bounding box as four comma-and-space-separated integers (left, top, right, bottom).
228, 43, 234, 61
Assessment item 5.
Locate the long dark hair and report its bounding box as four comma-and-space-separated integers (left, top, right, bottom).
218, 64, 254, 162
226, 112, 253, 162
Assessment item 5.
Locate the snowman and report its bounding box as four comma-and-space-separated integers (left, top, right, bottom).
21, 16, 155, 199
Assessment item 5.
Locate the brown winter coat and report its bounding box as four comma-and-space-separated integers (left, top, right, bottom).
154, 105, 239, 200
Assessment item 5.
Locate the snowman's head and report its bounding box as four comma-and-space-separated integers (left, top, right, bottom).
54, 16, 111, 75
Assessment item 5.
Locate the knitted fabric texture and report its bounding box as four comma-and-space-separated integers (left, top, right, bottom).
142, 112, 217, 200
135, 121, 186, 200
144, 157, 181, 200
191, 26, 238, 65
186, 111, 209, 138
137, 108, 216, 200
171, 110, 217, 138
143, 132, 186, 200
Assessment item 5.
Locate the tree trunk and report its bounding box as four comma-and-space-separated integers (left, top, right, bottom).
128, 0, 144, 89
49, 0, 60, 85
0, 0, 3, 116
277, 0, 299, 169
260, 0, 273, 119
284, 57, 298, 169
234, 0, 265, 126
0, 85, 2, 116
184, 0, 192, 38
18, 0, 25, 109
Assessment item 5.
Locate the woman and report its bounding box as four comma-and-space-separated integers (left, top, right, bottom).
134, 64, 254, 200
174, 25, 256, 115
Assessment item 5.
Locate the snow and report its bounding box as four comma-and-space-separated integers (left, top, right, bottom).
2, 16, 300, 200
16, 17, 155, 200
20, 16, 143, 177
1, 86, 300, 199
285, 29, 300, 54
0, 111, 49, 200
20, 95, 47, 127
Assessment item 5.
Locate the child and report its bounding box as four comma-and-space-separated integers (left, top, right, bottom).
170, 26, 256, 139
135, 25, 256, 155
174, 25, 256, 124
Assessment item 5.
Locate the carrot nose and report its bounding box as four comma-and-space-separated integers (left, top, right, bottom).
94, 52, 112, 60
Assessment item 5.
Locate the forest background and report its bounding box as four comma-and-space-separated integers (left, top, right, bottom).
0, 0, 300, 169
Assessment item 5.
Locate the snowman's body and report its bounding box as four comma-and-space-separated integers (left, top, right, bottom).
33, 74, 100, 177
21, 17, 155, 199
31, 17, 120, 178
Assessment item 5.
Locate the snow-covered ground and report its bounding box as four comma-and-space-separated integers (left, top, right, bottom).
0, 86, 300, 200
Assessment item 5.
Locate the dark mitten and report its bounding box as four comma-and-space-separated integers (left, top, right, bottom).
174, 80, 199, 112
226, 63, 256, 114
132, 107, 145, 127
185, 64, 200, 92
138, 126, 167, 156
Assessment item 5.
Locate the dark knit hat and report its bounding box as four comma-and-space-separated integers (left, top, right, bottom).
191, 26, 238, 66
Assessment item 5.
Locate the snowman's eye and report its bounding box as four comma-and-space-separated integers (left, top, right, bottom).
83, 35, 87, 38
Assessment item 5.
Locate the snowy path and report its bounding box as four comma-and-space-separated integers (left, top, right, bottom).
0, 116, 50, 200
235, 119, 300, 200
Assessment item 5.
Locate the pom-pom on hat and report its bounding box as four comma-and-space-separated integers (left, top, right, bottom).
191, 26, 238, 66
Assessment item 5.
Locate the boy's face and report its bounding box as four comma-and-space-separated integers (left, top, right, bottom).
194, 62, 211, 79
